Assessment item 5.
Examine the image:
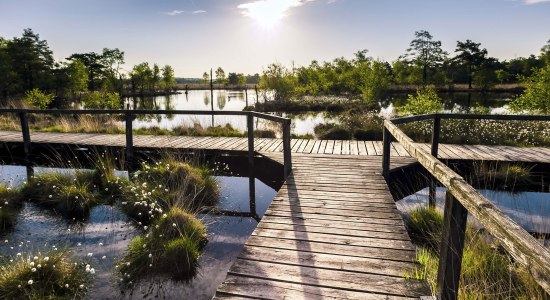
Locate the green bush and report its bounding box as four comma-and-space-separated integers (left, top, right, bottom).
82, 91, 122, 109
24, 89, 55, 109
400, 86, 443, 116
509, 64, 550, 114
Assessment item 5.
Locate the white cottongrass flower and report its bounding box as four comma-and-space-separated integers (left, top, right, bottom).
65, 284, 69, 288
44, 257, 49, 262
28, 280, 33, 285
148, 253, 152, 258
87, 253, 93, 257
31, 268, 36, 272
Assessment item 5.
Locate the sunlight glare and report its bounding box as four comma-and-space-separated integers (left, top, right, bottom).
238, 0, 306, 28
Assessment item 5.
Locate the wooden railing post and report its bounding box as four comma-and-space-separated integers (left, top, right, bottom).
436, 190, 468, 300
125, 110, 134, 171
19, 111, 31, 161
428, 115, 441, 207
382, 127, 391, 179
247, 112, 255, 167
431, 115, 441, 157
283, 120, 292, 178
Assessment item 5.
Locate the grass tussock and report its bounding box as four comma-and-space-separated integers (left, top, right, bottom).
0, 185, 24, 232
20, 172, 102, 220
404, 207, 548, 299
118, 207, 206, 285
470, 162, 534, 190
0, 249, 92, 299
120, 157, 219, 225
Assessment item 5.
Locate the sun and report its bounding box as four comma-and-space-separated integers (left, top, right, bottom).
239, 0, 303, 29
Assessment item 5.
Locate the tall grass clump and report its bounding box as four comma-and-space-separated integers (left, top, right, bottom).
404, 206, 548, 298
0, 185, 24, 232
0, 249, 93, 299
20, 172, 101, 220
118, 206, 207, 285
471, 162, 534, 190
120, 156, 219, 225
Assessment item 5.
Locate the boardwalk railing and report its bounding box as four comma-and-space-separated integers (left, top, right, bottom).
0, 109, 292, 178
382, 114, 550, 300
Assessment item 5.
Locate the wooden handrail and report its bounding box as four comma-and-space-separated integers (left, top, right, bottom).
0, 109, 292, 178
383, 118, 550, 298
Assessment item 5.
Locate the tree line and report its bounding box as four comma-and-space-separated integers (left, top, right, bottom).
201, 68, 260, 86
259, 30, 550, 102
0, 29, 176, 108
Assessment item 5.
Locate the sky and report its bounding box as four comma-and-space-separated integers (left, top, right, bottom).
1, 0, 549, 77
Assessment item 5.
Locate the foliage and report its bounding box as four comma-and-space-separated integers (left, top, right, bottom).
81, 90, 122, 109
509, 64, 550, 114
259, 63, 297, 102
161, 65, 175, 92
24, 88, 55, 109
453, 40, 488, 89
65, 59, 88, 96
215, 67, 226, 84
399, 87, 443, 116
400, 30, 448, 85
0, 249, 92, 299
401, 118, 550, 147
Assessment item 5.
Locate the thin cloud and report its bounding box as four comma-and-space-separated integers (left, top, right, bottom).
164, 9, 207, 16
165, 10, 185, 16
523, 0, 550, 4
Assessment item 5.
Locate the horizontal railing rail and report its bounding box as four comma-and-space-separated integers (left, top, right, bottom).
0, 108, 292, 178
382, 114, 550, 300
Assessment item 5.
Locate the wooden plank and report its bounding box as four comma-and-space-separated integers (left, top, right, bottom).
341, 140, 350, 155
227, 259, 428, 297
318, 139, 328, 154
216, 275, 415, 300
323, 140, 335, 154
238, 246, 417, 277
333, 140, 342, 155
372, 141, 383, 155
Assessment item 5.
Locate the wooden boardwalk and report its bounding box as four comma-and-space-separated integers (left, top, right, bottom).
3, 130, 549, 298
215, 154, 430, 299
1, 131, 549, 163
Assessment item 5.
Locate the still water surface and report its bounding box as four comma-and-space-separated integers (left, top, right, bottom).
0, 156, 281, 299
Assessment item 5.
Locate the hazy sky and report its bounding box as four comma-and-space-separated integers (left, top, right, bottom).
1, 0, 549, 77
